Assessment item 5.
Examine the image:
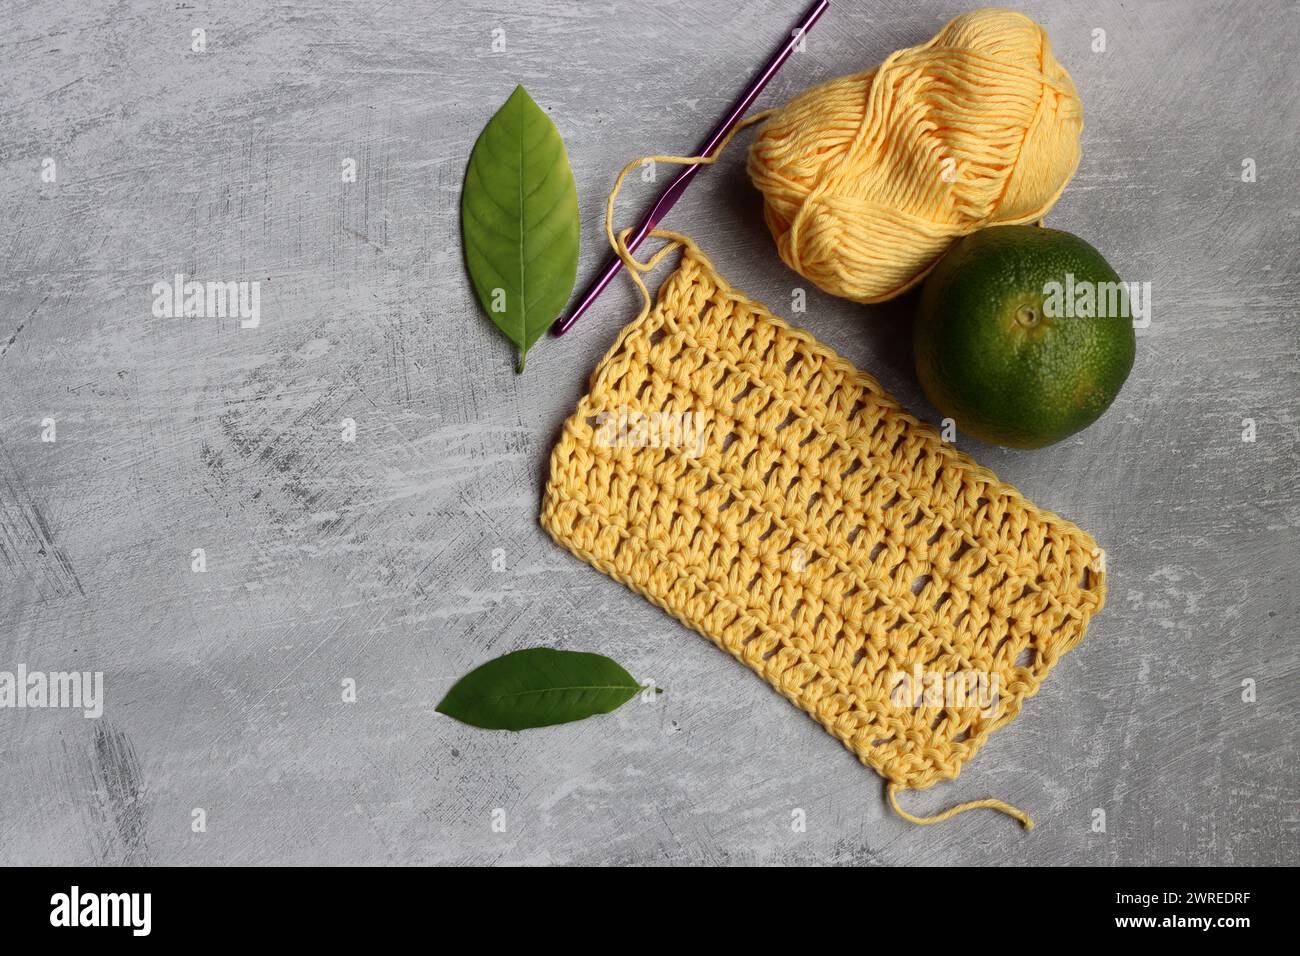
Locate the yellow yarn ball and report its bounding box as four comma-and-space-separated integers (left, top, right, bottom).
747, 8, 1084, 304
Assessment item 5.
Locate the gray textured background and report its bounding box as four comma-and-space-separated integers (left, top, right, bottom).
1, 0, 1296, 866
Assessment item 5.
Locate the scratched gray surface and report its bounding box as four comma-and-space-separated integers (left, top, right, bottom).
0, 0, 1296, 867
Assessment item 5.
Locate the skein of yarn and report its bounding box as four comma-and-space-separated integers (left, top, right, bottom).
747, 7, 1084, 304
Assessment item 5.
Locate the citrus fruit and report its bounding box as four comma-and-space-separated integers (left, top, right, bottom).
913, 225, 1136, 449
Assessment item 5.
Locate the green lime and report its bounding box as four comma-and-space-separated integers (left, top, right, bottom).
913, 225, 1136, 449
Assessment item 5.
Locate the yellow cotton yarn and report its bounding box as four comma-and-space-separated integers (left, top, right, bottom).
747, 7, 1084, 303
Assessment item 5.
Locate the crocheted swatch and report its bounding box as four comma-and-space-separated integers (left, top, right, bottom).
541, 242, 1105, 798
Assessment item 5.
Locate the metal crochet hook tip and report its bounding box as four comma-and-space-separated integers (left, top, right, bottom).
551, 0, 830, 337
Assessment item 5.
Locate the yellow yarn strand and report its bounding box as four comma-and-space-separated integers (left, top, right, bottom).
887, 782, 1035, 831
603, 110, 772, 322
747, 7, 1084, 303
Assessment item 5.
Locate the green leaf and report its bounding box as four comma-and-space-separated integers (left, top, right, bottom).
435, 648, 648, 731
461, 85, 579, 373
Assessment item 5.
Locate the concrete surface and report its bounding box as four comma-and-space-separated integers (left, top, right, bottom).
0, 0, 1296, 865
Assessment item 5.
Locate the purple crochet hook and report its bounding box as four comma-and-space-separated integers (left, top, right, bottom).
551, 0, 830, 337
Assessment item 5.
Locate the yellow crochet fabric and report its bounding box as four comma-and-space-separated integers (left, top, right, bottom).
541, 237, 1106, 829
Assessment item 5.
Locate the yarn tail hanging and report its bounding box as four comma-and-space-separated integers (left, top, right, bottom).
887, 782, 1035, 831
